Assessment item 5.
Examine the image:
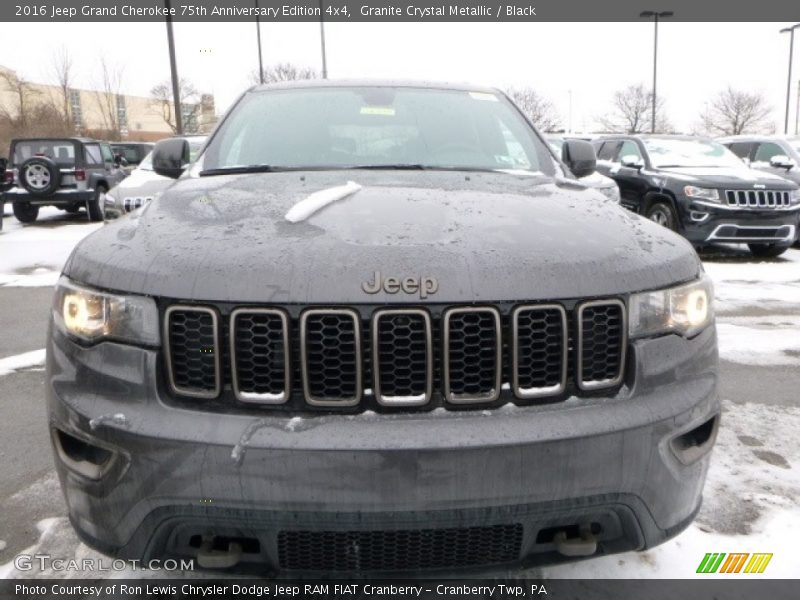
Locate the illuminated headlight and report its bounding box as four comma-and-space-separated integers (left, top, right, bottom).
53, 276, 159, 345
598, 184, 621, 203
684, 186, 720, 202
629, 274, 714, 339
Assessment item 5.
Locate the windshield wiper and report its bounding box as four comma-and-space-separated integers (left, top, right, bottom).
199, 164, 290, 176
350, 164, 428, 170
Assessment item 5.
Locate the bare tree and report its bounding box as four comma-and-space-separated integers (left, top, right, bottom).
0, 69, 39, 131
505, 87, 562, 132
249, 62, 319, 85
51, 46, 74, 132
93, 58, 125, 140
150, 78, 202, 134
597, 84, 671, 133
698, 86, 774, 136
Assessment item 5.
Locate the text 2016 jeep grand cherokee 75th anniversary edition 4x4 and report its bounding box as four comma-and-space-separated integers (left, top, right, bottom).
47, 81, 719, 575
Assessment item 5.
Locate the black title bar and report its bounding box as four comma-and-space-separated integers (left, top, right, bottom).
2, 0, 800, 22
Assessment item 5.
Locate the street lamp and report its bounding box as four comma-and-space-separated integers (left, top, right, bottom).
255, 0, 265, 84
640, 10, 673, 133
780, 24, 800, 135
319, 0, 328, 78
164, 0, 182, 135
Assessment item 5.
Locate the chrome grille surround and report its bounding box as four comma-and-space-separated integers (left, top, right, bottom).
371, 308, 433, 407
724, 189, 791, 209
164, 305, 221, 399
300, 308, 362, 407
511, 304, 568, 399
230, 308, 290, 404
442, 306, 502, 404
576, 299, 627, 391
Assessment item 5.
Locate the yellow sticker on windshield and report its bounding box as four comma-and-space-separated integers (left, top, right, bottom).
469, 92, 499, 102
360, 106, 396, 116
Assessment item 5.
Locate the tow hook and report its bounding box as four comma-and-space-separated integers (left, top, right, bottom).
196, 536, 243, 569
553, 528, 598, 557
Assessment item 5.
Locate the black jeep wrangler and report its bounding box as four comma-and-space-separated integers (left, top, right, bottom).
3, 137, 127, 223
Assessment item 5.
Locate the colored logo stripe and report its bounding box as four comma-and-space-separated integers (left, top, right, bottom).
696, 552, 773, 574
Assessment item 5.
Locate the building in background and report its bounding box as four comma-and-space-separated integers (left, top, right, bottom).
0, 64, 216, 155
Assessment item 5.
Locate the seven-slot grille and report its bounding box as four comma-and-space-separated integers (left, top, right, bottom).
164, 300, 627, 408
725, 189, 791, 209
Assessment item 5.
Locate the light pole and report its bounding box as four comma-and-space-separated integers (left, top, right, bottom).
640, 10, 673, 133
255, 0, 265, 84
780, 24, 800, 135
319, 1, 328, 78
164, 0, 182, 135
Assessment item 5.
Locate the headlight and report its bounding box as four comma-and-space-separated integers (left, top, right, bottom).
598, 184, 621, 203
683, 186, 720, 202
629, 274, 714, 339
53, 276, 160, 345
790, 189, 800, 205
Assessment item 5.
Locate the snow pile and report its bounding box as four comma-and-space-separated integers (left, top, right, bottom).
716, 316, 800, 366
284, 181, 362, 222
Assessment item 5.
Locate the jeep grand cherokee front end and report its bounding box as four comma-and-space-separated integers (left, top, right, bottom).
46, 81, 719, 575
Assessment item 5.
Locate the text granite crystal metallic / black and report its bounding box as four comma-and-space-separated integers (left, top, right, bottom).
45, 80, 720, 575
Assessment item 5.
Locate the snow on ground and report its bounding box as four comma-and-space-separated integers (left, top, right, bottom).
717, 316, 800, 366
0, 349, 46, 377
0, 207, 102, 288
703, 246, 800, 314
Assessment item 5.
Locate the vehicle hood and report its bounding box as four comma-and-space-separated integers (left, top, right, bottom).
65, 171, 701, 303
656, 166, 798, 189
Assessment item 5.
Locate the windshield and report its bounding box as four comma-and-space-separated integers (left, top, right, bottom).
202, 87, 552, 174
643, 138, 744, 169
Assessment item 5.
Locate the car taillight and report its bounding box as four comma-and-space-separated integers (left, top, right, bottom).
74, 169, 86, 181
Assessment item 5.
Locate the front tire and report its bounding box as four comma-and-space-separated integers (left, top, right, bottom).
748, 243, 790, 258
646, 201, 678, 231
87, 187, 106, 222
13, 202, 39, 223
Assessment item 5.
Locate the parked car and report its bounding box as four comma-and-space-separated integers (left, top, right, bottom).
110, 142, 154, 170
593, 134, 800, 257
718, 135, 800, 185
546, 135, 621, 202
104, 136, 207, 220
4, 137, 127, 223
48, 81, 718, 574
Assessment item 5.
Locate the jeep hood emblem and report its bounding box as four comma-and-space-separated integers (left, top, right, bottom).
362, 271, 438, 298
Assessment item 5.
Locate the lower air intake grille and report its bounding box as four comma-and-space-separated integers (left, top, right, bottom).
277, 524, 523, 572
165, 306, 219, 398
577, 300, 626, 390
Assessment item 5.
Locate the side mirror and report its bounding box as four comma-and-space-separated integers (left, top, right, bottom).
769, 155, 796, 170
151, 138, 190, 179
562, 139, 596, 179
620, 155, 645, 169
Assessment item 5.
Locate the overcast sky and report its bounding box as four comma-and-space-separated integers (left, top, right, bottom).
1, 21, 798, 133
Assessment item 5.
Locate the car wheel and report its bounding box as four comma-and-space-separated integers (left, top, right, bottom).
13, 202, 39, 223
646, 201, 677, 231
87, 187, 106, 222
748, 243, 790, 258
19, 157, 60, 196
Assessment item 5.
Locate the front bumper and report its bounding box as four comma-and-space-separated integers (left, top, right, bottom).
46, 325, 719, 574
4, 188, 93, 205
682, 200, 800, 244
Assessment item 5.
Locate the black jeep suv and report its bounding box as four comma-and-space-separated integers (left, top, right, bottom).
594, 135, 800, 257
47, 81, 719, 575
3, 137, 127, 223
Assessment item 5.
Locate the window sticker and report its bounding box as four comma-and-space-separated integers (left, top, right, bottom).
360, 106, 396, 116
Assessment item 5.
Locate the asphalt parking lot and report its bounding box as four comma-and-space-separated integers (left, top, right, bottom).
0, 206, 798, 579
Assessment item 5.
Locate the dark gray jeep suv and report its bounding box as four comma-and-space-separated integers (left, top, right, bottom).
46, 81, 719, 575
